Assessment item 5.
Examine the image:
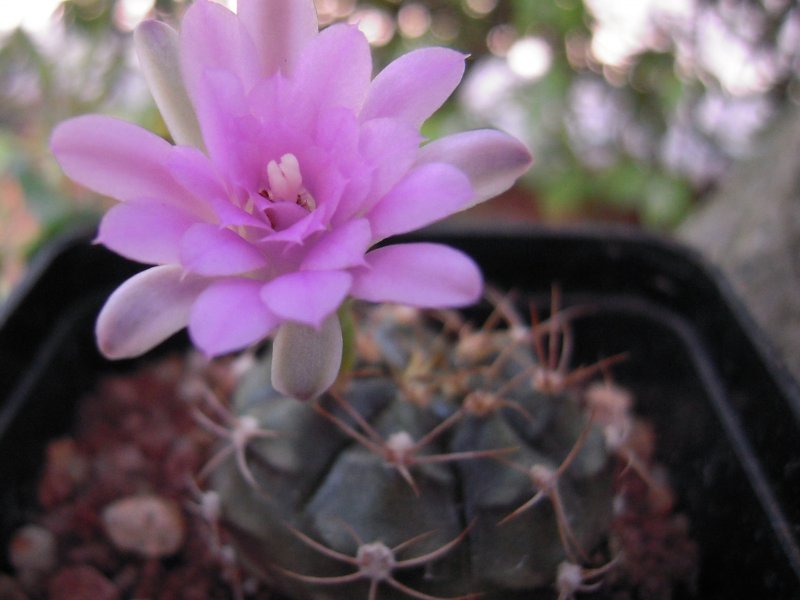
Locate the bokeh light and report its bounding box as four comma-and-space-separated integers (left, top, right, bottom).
507, 36, 552, 81
316, 0, 357, 26
113, 0, 155, 32
0, 0, 64, 36
349, 7, 395, 47
463, 0, 497, 18
397, 3, 430, 39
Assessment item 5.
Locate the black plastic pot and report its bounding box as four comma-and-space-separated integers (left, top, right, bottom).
0, 224, 798, 598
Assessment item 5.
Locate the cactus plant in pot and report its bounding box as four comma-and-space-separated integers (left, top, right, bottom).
2, 0, 799, 598
7, 227, 800, 600
1, 226, 708, 600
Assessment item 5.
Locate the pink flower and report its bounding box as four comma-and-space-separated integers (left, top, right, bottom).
51, 0, 531, 361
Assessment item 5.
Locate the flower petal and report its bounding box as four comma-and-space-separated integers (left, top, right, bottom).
97, 200, 198, 265
180, 223, 267, 276
237, 0, 318, 76
416, 129, 533, 208
50, 115, 191, 207
366, 163, 472, 240
247, 71, 293, 124
166, 146, 253, 226
360, 48, 466, 129
301, 219, 371, 270
189, 278, 280, 356
179, 0, 263, 103
167, 146, 225, 200
192, 69, 263, 191
359, 118, 422, 204
328, 118, 420, 226
261, 270, 352, 328
351, 243, 482, 307
292, 24, 372, 117
134, 20, 204, 148
271, 315, 342, 401
96, 265, 208, 359
264, 202, 308, 231
260, 206, 327, 245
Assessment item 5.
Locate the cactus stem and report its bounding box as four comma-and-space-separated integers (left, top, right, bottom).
213, 296, 627, 597
277, 521, 480, 600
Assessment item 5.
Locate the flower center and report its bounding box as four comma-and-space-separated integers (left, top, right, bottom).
260, 153, 316, 211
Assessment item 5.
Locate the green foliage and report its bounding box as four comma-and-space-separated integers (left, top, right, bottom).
511, 0, 586, 36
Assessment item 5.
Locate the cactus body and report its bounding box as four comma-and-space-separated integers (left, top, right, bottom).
212, 303, 615, 599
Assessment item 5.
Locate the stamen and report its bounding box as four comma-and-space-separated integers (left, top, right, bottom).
267, 153, 303, 201
263, 153, 316, 212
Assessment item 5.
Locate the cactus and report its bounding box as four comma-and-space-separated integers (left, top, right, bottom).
205, 294, 630, 599
43, 0, 696, 595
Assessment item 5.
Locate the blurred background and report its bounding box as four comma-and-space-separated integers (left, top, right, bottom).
1, 0, 800, 298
